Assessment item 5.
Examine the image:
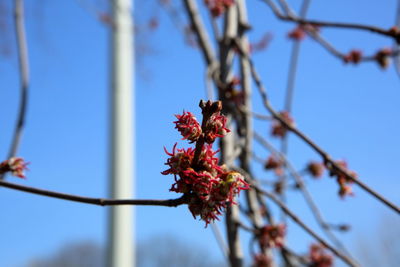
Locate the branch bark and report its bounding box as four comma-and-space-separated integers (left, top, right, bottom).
1, 0, 30, 180
0, 180, 189, 207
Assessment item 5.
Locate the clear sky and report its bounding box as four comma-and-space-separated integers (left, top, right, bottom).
0, 0, 399, 266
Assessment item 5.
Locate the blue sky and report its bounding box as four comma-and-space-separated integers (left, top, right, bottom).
0, 0, 399, 266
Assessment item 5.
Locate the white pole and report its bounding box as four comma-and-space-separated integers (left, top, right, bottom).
108, 0, 135, 266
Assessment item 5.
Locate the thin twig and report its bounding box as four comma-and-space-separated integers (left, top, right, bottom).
262, 0, 400, 43
210, 222, 229, 260
278, 0, 311, 225
284, 0, 310, 113
183, 0, 217, 66
394, 0, 400, 76
0, 180, 189, 207
253, 132, 357, 262
232, 36, 400, 215
2, 0, 30, 180
251, 184, 358, 267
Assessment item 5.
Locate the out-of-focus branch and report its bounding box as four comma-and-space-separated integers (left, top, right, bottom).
262, 0, 400, 43
249, 183, 358, 267
307, 30, 400, 62
394, 0, 400, 76
2, 0, 30, 181
253, 132, 357, 261
211, 222, 229, 260
232, 37, 400, 215
278, 0, 311, 226
236, 1, 279, 265
219, 5, 243, 266
183, 0, 217, 66
0, 180, 189, 206
283, 0, 310, 113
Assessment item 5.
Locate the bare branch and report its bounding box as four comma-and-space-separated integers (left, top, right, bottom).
251, 183, 358, 267
232, 37, 400, 215
261, 0, 400, 43
183, 0, 217, 66
2, 0, 30, 180
0, 180, 189, 207
253, 132, 357, 262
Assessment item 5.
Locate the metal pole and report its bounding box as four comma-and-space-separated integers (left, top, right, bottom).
107, 0, 135, 266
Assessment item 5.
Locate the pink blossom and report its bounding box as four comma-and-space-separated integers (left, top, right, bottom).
271, 111, 294, 138
0, 157, 29, 178
264, 155, 284, 176
309, 244, 333, 267
253, 254, 272, 267
288, 26, 306, 41
375, 47, 392, 69
204, 112, 230, 144
330, 160, 357, 198
259, 224, 286, 248
204, 0, 234, 17
343, 50, 363, 64
307, 161, 325, 178
174, 111, 202, 143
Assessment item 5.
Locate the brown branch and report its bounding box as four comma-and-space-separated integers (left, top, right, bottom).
278, 0, 312, 226
183, 0, 217, 66
0, 180, 189, 207
232, 37, 400, 215
237, 2, 278, 265
2, 0, 30, 180
250, 184, 358, 267
395, 0, 400, 76
253, 132, 357, 262
307, 29, 400, 62
264, 0, 400, 67
262, 0, 400, 43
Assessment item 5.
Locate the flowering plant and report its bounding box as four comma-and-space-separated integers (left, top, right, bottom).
0, 157, 29, 178
162, 100, 249, 226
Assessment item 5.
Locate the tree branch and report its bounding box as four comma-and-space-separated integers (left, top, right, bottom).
0, 180, 189, 207
232, 37, 400, 215
253, 132, 357, 262
2, 0, 30, 180
251, 183, 358, 267
262, 0, 400, 43
183, 0, 217, 66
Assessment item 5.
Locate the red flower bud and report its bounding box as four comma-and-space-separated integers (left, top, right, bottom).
0, 157, 29, 178
307, 161, 325, 178
174, 111, 202, 143
309, 243, 334, 267
259, 224, 286, 248
271, 111, 294, 138
375, 47, 392, 69
343, 50, 363, 64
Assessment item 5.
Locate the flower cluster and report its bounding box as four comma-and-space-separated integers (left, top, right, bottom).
259, 224, 286, 249
162, 100, 249, 226
343, 50, 363, 64
328, 160, 357, 198
288, 24, 319, 41
309, 244, 333, 267
0, 157, 29, 178
264, 155, 284, 176
271, 111, 294, 138
252, 253, 272, 267
204, 0, 234, 17
375, 47, 392, 69
204, 112, 230, 144
388, 25, 400, 36
306, 161, 325, 178
174, 111, 202, 143
222, 77, 244, 106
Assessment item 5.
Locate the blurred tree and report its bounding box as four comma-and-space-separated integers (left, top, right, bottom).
25, 236, 226, 267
